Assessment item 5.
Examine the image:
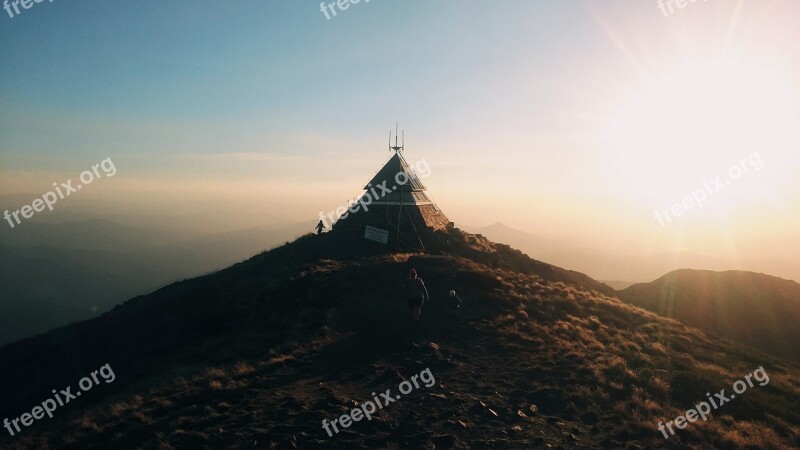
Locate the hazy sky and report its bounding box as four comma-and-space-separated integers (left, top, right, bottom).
2, 1, 800, 265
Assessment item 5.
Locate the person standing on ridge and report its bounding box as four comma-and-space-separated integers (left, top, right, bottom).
403, 268, 429, 334
315, 220, 325, 235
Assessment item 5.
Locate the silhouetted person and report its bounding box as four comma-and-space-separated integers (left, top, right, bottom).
403, 268, 429, 335
315, 220, 325, 235
449, 289, 462, 313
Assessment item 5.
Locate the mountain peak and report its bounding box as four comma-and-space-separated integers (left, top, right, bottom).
1, 230, 798, 449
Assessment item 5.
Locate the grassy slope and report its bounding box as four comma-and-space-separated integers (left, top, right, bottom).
0, 230, 798, 449
618, 269, 800, 362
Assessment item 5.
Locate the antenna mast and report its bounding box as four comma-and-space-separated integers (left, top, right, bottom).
389, 122, 404, 154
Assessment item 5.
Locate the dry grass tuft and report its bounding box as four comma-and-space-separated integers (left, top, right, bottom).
231, 362, 256, 376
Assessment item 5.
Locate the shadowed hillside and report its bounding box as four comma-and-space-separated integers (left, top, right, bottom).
0, 230, 798, 449
618, 269, 800, 362
0, 219, 310, 346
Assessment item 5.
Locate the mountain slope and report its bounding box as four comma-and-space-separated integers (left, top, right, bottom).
618, 269, 800, 362
0, 219, 310, 345
0, 230, 797, 449
471, 222, 800, 283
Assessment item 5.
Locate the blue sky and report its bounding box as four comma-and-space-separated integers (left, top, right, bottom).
1, 1, 603, 167
2, 0, 800, 269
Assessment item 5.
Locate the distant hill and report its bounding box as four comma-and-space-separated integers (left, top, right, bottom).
0, 244, 171, 345
618, 269, 800, 361
470, 222, 800, 283
0, 229, 797, 449
0, 219, 311, 346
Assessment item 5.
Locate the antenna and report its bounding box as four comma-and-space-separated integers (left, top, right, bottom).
389, 122, 404, 154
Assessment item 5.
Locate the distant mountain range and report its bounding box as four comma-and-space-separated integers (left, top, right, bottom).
0, 219, 312, 346
618, 269, 800, 362
470, 222, 800, 284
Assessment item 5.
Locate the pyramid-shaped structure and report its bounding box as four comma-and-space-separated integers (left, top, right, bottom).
363, 153, 429, 205
331, 151, 450, 249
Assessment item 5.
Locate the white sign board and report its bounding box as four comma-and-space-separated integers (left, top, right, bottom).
364, 225, 389, 244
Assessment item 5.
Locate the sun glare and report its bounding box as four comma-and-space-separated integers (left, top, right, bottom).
609, 58, 797, 205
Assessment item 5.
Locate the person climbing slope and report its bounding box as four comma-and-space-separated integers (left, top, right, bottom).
402, 268, 429, 333
448, 290, 462, 314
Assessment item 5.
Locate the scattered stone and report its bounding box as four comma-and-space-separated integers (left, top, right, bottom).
274, 436, 297, 449
469, 401, 486, 415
